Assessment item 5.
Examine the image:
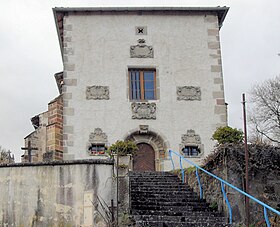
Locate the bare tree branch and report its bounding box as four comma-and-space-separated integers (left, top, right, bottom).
249, 75, 280, 145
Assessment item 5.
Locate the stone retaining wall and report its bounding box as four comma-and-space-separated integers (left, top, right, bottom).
185, 144, 280, 226
0, 159, 114, 226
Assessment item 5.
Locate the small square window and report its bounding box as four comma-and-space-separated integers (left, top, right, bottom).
182, 146, 200, 157
88, 144, 106, 155
129, 69, 156, 100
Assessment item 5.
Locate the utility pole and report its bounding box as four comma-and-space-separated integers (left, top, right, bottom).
116, 148, 119, 227
242, 93, 250, 227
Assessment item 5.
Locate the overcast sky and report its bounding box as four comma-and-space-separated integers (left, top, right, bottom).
1, 0, 280, 161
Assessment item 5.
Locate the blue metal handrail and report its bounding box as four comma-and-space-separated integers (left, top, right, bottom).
169, 150, 280, 227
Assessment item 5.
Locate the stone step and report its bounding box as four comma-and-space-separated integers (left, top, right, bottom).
130, 171, 229, 226
131, 201, 208, 207
131, 183, 190, 188
130, 178, 180, 182
131, 180, 187, 184
133, 213, 225, 221
131, 195, 199, 201
129, 171, 175, 175
131, 190, 197, 196
131, 210, 223, 216
135, 220, 230, 227
130, 173, 178, 176
131, 187, 193, 192
131, 204, 211, 212
131, 196, 202, 203
134, 215, 227, 222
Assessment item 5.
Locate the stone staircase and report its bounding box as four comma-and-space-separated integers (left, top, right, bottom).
129, 171, 230, 227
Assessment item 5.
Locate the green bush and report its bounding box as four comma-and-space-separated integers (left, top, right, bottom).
212, 126, 243, 145
108, 140, 138, 156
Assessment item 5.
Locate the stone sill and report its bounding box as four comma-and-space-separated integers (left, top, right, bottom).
182, 155, 202, 159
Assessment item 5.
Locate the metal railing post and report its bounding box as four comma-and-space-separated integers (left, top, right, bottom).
195, 167, 203, 199
221, 182, 232, 224
179, 156, 185, 183
264, 207, 271, 227
169, 150, 175, 170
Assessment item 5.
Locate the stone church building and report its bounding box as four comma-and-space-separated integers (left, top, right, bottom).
24, 7, 229, 171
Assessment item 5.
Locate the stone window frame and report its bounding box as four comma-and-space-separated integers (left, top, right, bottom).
180, 144, 204, 158
87, 128, 108, 156
182, 145, 201, 157
88, 143, 107, 156
179, 130, 204, 158
127, 66, 160, 101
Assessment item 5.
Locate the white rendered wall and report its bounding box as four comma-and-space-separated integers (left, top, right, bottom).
62, 13, 227, 170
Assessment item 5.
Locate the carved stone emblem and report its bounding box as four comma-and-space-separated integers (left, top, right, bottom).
177, 86, 201, 101
131, 103, 156, 119
139, 125, 149, 134
130, 39, 154, 58
86, 86, 109, 100
88, 128, 108, 143
181, 130, 201, 146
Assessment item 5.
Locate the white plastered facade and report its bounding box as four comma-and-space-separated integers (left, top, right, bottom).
58, 8, 228, 171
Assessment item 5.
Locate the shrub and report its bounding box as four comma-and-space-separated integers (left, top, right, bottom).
212, 126, 243, 145
108, 140, 138, 156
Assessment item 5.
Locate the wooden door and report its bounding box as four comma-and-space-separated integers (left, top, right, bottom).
133, 143, 155, 172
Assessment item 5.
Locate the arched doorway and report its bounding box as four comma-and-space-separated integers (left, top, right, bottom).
133, 143, 155, 172
123, 127, 169, 171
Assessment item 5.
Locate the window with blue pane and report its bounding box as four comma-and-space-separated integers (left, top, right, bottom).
129, 69, 156, 100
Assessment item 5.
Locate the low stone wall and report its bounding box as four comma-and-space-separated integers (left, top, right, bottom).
185, 144, 280, 226
0, 159, 114, 226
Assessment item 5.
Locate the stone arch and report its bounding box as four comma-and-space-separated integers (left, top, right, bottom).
123, 126, 169, 171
